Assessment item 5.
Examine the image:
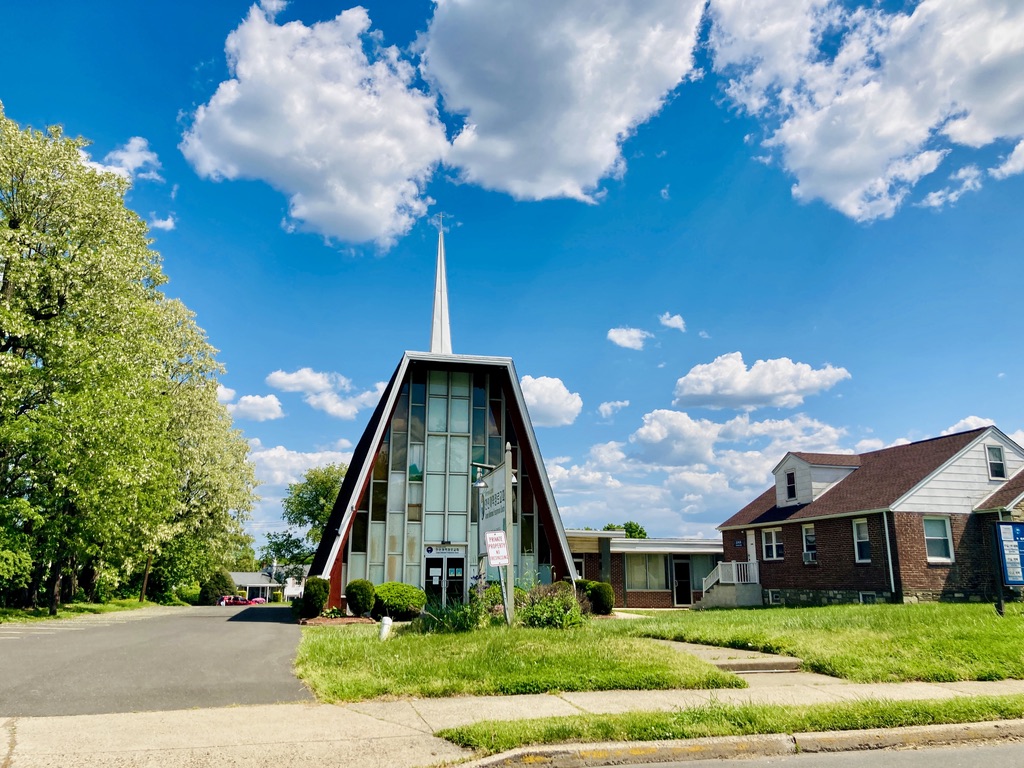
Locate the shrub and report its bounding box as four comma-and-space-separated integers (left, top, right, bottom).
302, 577, 330, 619
198, 569, 236, 606
372, 582, 426, 621
175, 583, 201, 606
419, 598, 485, 633
270, 590, 283, 603
518, 583, 587, 629
585, 581, 615, 615
345, 579, 376, 616
321, 606, 345, 619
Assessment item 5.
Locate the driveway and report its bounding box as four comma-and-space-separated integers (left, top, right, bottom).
0, 605, 313, 716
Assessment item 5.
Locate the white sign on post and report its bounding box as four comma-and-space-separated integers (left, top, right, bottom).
485, 530, 510, 567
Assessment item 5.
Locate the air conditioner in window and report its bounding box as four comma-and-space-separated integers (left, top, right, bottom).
802, 552, 817, 564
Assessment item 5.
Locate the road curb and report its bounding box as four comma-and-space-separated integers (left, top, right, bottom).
459, 719, 1024, 766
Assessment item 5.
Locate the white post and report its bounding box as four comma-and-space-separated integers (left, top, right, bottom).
504, 442, 515, 624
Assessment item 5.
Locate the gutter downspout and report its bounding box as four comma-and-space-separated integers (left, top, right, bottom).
883, 510, 896, 598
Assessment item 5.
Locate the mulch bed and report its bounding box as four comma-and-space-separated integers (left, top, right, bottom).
299, 616, 376, 626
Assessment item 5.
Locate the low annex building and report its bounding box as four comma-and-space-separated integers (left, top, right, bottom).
566, 529, 722, 608
309, 229, 575, 609
707, 426, 1024, 607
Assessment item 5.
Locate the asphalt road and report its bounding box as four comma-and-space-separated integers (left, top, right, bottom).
0, 605, 313, 716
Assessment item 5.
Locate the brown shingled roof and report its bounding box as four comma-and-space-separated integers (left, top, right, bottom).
790, 452, 861, 467
977, 468, 1024, 511
720, 428, 988, 530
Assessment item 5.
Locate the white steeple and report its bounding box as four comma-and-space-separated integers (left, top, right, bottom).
429, 220, 452, 355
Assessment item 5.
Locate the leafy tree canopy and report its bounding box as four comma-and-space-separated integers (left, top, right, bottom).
603, 521, 648, 539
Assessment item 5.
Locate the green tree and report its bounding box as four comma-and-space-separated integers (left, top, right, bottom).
603, 521, 647, 539
282, 463, 347, 543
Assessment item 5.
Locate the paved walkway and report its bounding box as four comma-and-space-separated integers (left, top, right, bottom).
6, 673, 1024, 767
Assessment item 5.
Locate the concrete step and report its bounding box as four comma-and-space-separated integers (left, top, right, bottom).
655, 639, 803, 673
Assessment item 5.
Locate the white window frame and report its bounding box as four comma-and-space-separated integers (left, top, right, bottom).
987, 445, 1007, 480
802, 524, 817, 564
853, 518, 871, 563
762, 528, 784, 561
859, 592, 877, 605
785, 471, 797, 501
572, 556, 585, 580
922, 516, 954, 564
768, 589, 783, 605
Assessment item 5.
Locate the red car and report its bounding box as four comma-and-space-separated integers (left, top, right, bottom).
217, 595, 251, 606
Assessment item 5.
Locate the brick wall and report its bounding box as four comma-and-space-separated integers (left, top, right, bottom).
892, 510, 997, 601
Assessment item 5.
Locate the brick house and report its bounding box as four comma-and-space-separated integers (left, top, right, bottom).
703, 426, 1024, 607
565, 530, 722, 608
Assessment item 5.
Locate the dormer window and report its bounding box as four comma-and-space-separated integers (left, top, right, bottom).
785, 471, 796, 500
987, 445, 1006, 479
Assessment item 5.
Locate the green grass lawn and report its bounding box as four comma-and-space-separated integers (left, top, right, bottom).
439, 695, 1024, 755
295, 622, 743, 702
0, 598, 160, 623
619, 602, 1024, 682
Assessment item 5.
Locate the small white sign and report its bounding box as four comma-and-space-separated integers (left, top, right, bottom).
485, 530, 510, 567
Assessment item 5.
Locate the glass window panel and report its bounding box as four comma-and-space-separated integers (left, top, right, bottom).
411, 375, 425, 405
373, 441, 389, 480
648, 555, 668, 590
405, 565, 421, 588
369, 564, 384, 585
451, 398, 470, 433
473, 408, 486, 445
425, 474, 446, 512
351, 511, 369, 553
522, 514, 535, 553
451, 372, 470, 396
428, 397, 448, 432
449, 436, 469, 474
349, 553, 367, 581
388, 472, 406, 511
369, 523, 386, 563
448, 514, 467, 543
926, 538, 951, 559
388, 513, 404, 554
427, 435, 448, 472
392, 433, 407, 470
408, 443, 424, 481
392, 394, 409, 432
923, 518, 946, 538
473, 374, 487, 406
371, 481, 387, 521
626, 554, 647, 590
406, 523, 422, 561
472, 444, 486, 465
386, 555, 402, 582
357, 487, 369, 511
488, 437, 502, 465
488, 400, 502, 436
407, 482, 423, 521
428, 370, 448, 395
424, 513, 444, 541
410, 405, 425, 442
448, 474, 468, 512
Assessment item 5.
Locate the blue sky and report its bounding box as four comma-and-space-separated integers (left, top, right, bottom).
5, 1, 1023, 545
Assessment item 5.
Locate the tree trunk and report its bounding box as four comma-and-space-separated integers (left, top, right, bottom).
46, 560, 63, 616
139, 554, 153, 603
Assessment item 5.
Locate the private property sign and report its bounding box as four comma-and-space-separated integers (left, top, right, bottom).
485, 531, 510, 567
478, 463, 507, 546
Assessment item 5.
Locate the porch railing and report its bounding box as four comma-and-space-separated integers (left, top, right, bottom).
702, 560, 760, 594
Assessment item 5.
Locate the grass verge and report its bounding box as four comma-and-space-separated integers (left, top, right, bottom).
617, 603, 1024, 682
0, 598, 160, 623
438, 695, 1024, 755
296, 622, 743, 701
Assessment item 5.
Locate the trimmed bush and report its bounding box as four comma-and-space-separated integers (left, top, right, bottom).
372, 582, 426, 621
345, 579, 376, 617
301, 576, 330, 619
198, 569, 236, 606
586, 581, 615, 615
270, 590, 283, 603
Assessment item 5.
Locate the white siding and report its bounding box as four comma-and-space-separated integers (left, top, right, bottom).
810, 465, 857, 499
774, 456, 811, 506
895, 431, 1024, 514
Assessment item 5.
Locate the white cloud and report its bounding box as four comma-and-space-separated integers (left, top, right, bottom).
699, 330, 710, 339
422, 0, 706, 202
607, 327, 654, 350
598, 400, 630, 419
1010, 430, 1024, 446
100, 136, 163, 181
249, 443, 352, 486
148, 213, 176, 231
917, 165, 983, 209
520, 375, 582, 427
709, 0, 1024, 221
942, 415, 995, 435
181, 5, 449, 248
660, 185, 671, 201
228, 394, 284, 421
216, 385, 236, 403
266, 367, 384, 419
673, 352, 851, 410
990, 139, 1024, 179
658, 312, 686, 332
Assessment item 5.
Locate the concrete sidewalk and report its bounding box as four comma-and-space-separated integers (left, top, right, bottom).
7, 674, 1024, 767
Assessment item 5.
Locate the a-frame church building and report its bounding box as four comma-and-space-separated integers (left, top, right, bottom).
310, 228, 576, 609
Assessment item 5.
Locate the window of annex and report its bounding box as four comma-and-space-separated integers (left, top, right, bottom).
802, 524, 817, 563
762, 528, 784, 560
625, 553, 668, 590
853, 518, 871, 563
786, 471, 797, 500
923, 516, 954, 563
987, 445, 1007, 479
